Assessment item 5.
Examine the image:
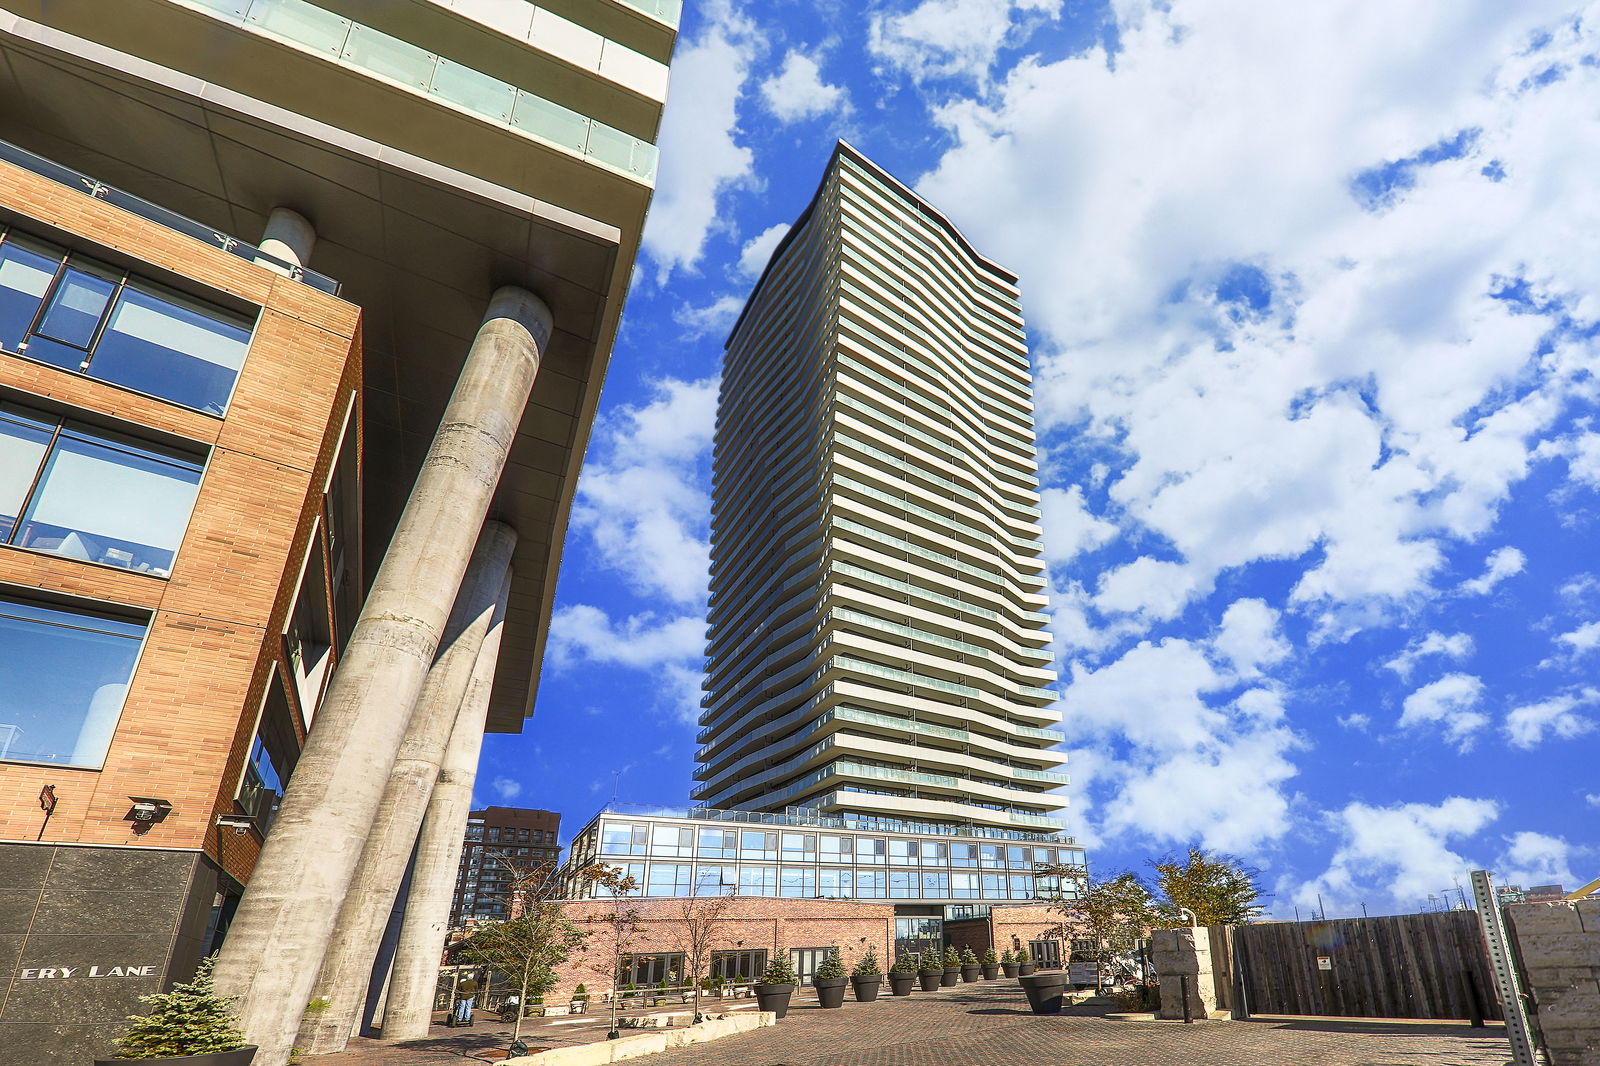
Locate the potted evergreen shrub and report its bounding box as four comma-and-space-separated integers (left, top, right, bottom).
940, 946, 961, 987
753, 955, 799, 1019
916, 949, 943, 992
1000, 950, 1019, 979
981, 948, 1000, 980
888, 954, 918, 997
1016, 946, 1037, 976
570, 985, 589, 1014
95, 956, 256, 1066
850, 947, 883, 1002
959, 946, 981, 983
812, 947, 849, 1009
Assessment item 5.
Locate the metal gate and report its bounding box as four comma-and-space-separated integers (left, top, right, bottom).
1234, 911, 1501, 1020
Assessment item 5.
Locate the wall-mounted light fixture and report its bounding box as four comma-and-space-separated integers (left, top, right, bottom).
125, 797, 173, 834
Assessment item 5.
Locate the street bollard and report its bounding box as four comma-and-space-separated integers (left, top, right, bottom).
1180, 974, 1192, 1023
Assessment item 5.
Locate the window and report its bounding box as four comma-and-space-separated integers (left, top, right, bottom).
921, 871, 950, 897
650, 825, 693, 857
693, 865, 736, 896
738, 866, 777, 896
889, 839, 919, 866
923, 841, 948, 865
699, 827, 737, 858
617, 953, 684, 988
593, 863, 644, 896
780, 832, 816, 861
0, 594, 146, 768
1, 404, 204, 576
1009, 874, 1034, 898
779, 867, 816, 898
950, 843, 978, 868
979, 845, 1004, 869
646, 863, 691, 897
981, 874, 1006, 898
889, 871, 918, 899
820, 835, 853, 862
951, 872, 979, 900
1007, 846, 1030, 868
0, 228, 254, 414
857, 837, 886, 864
601, 821, 647, 856
710, 950, 766, 982
855, 870, 886, 898
818, 868, 853, 897
739, 829, 777, 861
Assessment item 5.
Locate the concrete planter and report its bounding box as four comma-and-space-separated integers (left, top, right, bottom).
1019, 972, 1067, 1015
960, 965, 981, 983
981, 964, 1000, 980
918, 971, 942, 991
851, 975, 883, 1002
1018, 962, 1037, 976
1001, 963, 1019, 978
888, 973, 916, 996
940, 967, 960, 987
813, 976, 848, 1009
97, 1047, 256, 1066
753, 982, 794, 1019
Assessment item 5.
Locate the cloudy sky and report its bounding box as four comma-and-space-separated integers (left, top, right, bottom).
478, 0, 1600, 917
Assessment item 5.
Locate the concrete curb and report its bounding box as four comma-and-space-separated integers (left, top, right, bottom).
505, 1012, 776, 1065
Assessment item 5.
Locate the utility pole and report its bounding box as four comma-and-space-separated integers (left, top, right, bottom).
1360, 902, 1368, 918
1317, 893, 1326, 921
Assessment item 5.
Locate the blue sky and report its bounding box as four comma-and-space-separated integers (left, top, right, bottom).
477, 0, 1600, 917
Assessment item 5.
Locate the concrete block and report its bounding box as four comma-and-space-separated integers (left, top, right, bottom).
1577, 899, 1600, 934
1526, 966, 1600, 991
1540, 1027, 1600, 1066
1509, 902, 1584, 936
1518, 933, 1600, 968
1157, 973, 1217, 1020
1539, 987, 1600, 1028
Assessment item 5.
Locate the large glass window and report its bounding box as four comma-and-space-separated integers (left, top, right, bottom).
593, 862, 644, 896
923, 841, 948, 865
980, 845, 1005, 869
0, 595, 146, 768
0, 227, 254, 414
981, 873, 1007, 898
1007, 846, 1030, 868
780, 832, 816, 861
693, 865, 736, 896
780, 867, 816, 898
855, 869, 886, 898
740, 830, 777, 860
698, 827, 737, 859
951, 872, 979, 900
950, 843, 978, 868
921, 871, 950, 897
646, 863, 692, 897
738, 866, 777, 896
857, 837, 886, 864
818, 868, 853, 897
820, 834, 853, 862
889, 871, 918, 899
650, 825, 693, 857
600, 822, 647, 856
1, 404, 204, 576
889, 839, 919, 866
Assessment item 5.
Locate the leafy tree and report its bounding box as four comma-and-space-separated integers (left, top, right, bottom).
1043, 865, 1158, 993
453, 901, 585, 1044
113, 955, 248, 1058
1149, 848, 1266, 926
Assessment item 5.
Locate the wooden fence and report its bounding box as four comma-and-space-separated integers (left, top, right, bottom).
1232, 911, 1501, 1021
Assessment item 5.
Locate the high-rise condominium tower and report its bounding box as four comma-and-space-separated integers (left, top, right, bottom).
696, 142, 1067, 835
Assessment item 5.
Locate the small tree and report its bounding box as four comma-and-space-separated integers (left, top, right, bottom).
1150, 848, 1267, 926
113, 955, 247, 1059
581, 869, 646, 1040
982, 948, 999, 965
756, 954, 798, 986
942, 945, 961, 969
853, 947, 882, 977
667, 889, 738, 1021
453, 902, 585, 1044
959, 946, 979, 966
918, 949, 942, 974
1045, 865, 1158, 993
814, 947, 846, 981
891, 954, 919, 974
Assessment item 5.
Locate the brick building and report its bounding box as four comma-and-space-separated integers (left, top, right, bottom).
451, 807, 562, 927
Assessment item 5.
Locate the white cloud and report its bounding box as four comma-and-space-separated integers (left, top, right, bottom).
737, 223, 790, 279
571, 377, 718, 605
1399, 673, 1489, 750
673, 295, 745, 339
915, 0, 1600, 639
1299, 797, 1499, 912
640, 2, 761, 282
1093, 556, 1200, 622
1460, 546, 1526, 595
1039, 484, 1117, 567
1497, 831, 1580, 889
1587, 793, 1600, 809
1383, 631, 1474, 681
1503, 691, 1597, 749
759, 51, 846, 122
869, 0, 1063, 86
1058, 638, 1300, 853
1337, 713, 1370, 731
490, 777, 523, 802
1211, 598, 1289, 680
547, 605, 705, 723
1554, 621, 1600, 657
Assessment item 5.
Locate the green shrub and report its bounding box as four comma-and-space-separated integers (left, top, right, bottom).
814, 948, 847, 980
918, 949, 943, 974
982, 949, 999, 965
1000, 950, 1014, 964
572, 984, 589, 1002
112, 956, 247, 1060
891, 954, 919, 974
1015, 947, 1031, 964
853, 947, 882, 977
943, 946, 961, 968
959, 947, 979, 965
757, 955, 799, 986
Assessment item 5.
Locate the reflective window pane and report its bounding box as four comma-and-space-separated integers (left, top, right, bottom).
0, 596, 145, 768
0, 239, 58, 351
35, 266, 115, 348
19, 427, 203, 576
738, 866, 777, 896
90, 284, 251, 414
0, 406, 52, 543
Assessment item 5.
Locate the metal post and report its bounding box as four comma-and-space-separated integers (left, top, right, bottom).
1470, 870, 1538, 1064
1180, 974, 1192, 1023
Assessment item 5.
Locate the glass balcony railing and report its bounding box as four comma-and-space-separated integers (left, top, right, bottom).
614, 0, 683, 27
184, 0, 658, 182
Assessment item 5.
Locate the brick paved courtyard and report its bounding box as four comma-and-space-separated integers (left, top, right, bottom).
314, 981, 1513, 1066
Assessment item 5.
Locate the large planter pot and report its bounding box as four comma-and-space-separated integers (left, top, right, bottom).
940, 966, 960, 987
754, 982, 795, 1019
960, 965, 981, 983
981, 964, 1000, 980
813, 976, 848, 1009
1001, 963, 1019, 978
97, 1047, 257, 1066
851, 975, 882, 1002
888, 973, 916, 997
1018, 962, 1038, 976
918, 971, 942, 991
1019, 971, 1068, 1015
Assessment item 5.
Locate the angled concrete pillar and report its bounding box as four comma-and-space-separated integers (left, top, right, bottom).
213, 288, 551, 1066
297, 522, 516, 1054
256, 207, 316, 274
380, 605, 507, 1042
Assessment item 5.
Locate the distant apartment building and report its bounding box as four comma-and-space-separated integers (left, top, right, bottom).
451, 807, 562, 927
696, 141, 1067, 833
0, 2, 677, 1062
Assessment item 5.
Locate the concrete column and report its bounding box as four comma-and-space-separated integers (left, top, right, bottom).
213, 288, 551, 1066
256, 207, 316, 272
1151, 926, 1218, 1020
380, 603, 508, 1042
297, 523, 516, 1054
